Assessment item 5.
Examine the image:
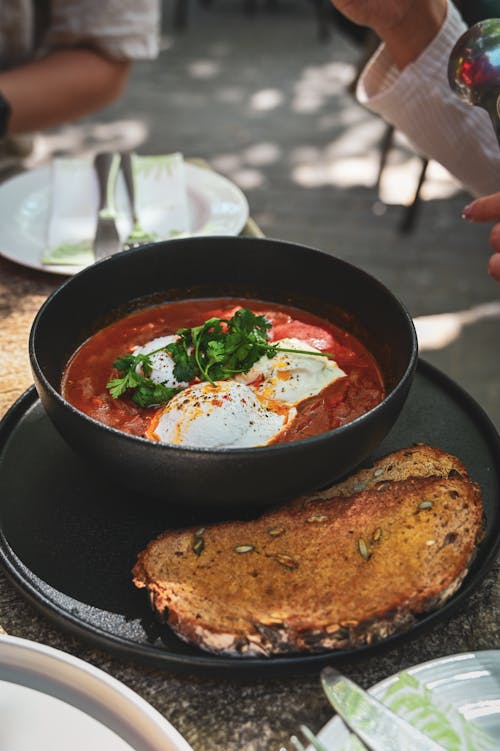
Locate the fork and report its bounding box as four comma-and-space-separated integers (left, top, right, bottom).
280, 724, 330, 751
120, 151, 158, 249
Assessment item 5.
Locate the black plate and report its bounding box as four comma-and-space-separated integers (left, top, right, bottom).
0, 360, 499, 673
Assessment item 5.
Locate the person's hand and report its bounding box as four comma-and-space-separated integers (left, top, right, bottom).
330, 0, 447, 69
329, 0, 418, 35
462, 194, 500, 282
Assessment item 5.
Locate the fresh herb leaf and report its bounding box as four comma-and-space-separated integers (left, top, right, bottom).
106, 351, 179, 408
165, 338, 197, 382
106, 307, 336, 408
106, 353, 151, 397
132, 381, 180, 408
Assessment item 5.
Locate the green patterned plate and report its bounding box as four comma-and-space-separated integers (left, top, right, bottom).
315, 651, 500, 750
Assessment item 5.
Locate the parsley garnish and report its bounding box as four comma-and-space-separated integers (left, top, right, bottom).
106, 352, 180, 408
106, 307, 335, 408
166, 308, 276, 383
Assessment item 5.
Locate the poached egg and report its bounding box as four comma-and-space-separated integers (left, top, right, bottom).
133, 335, 187, 389
141, 334, 346, 448
236, 337, 346, 405
146, 381, 296, 448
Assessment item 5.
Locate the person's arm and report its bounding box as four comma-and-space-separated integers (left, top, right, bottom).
0, 48, 130, 136
331, 0, 446, 68
332, 0, 500, 282
337, 0, 500, 196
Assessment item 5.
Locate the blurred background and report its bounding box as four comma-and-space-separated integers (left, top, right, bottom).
19, 0, 500, 428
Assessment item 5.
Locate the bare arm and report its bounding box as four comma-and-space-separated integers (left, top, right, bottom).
0, 48, 130, 135
330, 0, 447, 68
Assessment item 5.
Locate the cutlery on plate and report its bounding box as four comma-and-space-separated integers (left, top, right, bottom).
93, 151, 121, 261
280, 724, 330, 751
120, 151, 157, 249
320, 666, 446, 751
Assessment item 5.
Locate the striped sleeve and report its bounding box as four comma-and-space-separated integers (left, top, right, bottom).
47, 0, 160, 61
356, 1, 500, 197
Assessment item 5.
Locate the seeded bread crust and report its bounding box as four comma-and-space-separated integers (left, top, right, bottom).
293, 443, 469, 507
133, 446, 482, 657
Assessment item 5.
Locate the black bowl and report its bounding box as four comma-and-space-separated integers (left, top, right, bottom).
29, 237, 417, 510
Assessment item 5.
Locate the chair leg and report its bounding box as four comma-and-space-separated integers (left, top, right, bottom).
398, 158, 429, 234
375, 124, 395, 191
173, 0, 189, 30
311, 0, 332, 42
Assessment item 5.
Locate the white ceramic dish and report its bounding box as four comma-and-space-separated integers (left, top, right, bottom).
0, 635, 194, 751
0, 162, 249, 275
315, 651, 500, 749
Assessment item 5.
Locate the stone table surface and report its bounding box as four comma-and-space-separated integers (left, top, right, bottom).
1, 2, 500, 748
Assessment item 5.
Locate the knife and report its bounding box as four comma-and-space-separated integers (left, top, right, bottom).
320, 667, 446, 751
93, 151, 121, 261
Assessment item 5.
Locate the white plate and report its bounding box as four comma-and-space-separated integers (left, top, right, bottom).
0, 162, 249, 275
316, 650, 500, 749
0, 635, 194, 751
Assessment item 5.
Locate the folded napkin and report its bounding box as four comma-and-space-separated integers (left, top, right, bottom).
42, 152, 190, 266
337, 671, 497, 751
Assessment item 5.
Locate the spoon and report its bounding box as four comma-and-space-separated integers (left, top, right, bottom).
448, 18, 500, 147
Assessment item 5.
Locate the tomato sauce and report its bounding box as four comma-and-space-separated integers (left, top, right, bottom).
61, 298, 385, 443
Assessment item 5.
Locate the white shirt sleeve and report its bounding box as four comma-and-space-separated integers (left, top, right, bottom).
356, 1, 500, 197
46, 0, 161, 61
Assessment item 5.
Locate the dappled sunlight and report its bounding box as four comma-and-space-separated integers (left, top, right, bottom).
379, 155, 429, 206
249, 88, 285, 111
380, 154, 461, 205
315, 103, 371, 133
292, 153, 379, 188
210, 152, 243, 173
231, 167, 265, 190
292, 90, 326, 114
288, 120, 462, 199
420, 161, 462, 200
290, 121, 383, 188
289, 117, 382, 189
414, 302, 500, 351
154, 25, 462, 206
325, 119, 385, 158
187, 59, 221, 79
25, 120, 148, 167
292, 61, 356, 113
243, 142, 282, 166
210, 149, 271, 187
337, 103, 374, 127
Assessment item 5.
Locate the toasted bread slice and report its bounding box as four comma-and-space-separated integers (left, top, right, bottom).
297, 444, 469, 505
133, 449, 482, 657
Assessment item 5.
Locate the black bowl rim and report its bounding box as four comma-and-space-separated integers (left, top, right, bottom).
29, 237, 418, 457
